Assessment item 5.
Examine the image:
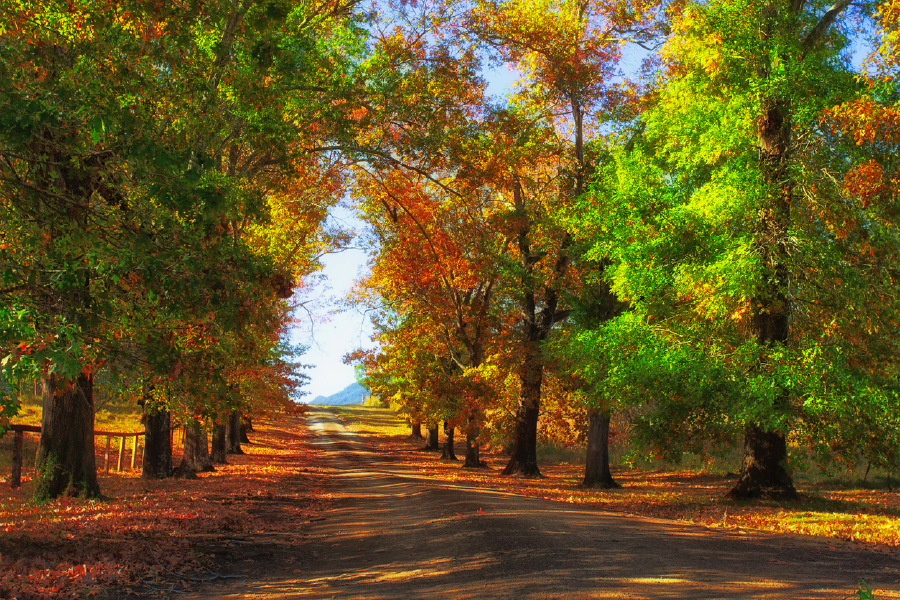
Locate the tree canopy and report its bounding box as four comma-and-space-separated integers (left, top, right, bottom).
2, 0, 899, 500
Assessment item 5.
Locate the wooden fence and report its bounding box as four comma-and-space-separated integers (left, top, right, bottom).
7, 425, 145, 488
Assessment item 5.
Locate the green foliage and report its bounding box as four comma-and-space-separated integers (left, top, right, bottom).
552, 0, 900, 476
857, 579, 876, 600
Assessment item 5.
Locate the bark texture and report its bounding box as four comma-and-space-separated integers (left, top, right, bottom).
409, 423, 423, 440
142, 405, 173, 479
503, 340, 544, 477
440, 422, 458, 461
464, 416, 487, 468
583, 408, 619, 488
179, 422, 214, 476
35, 373, 100, 499
211, 422, 227, 464
727, 424, 796, 499
226, 409, 244, 455
178, 423, 201, 478
10, 431, 23, 488
424, 425, 440, 451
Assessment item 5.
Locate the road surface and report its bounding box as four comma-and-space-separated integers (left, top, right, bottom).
184, 407, 900, 599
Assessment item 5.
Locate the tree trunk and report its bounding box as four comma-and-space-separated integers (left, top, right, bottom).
178, 421, 203, 477
409, 422, 423, 439
10, 430, 24, 488
226, 409, 244, 455
424, 425, 439, 451
196, 425, 213, 472
35, 373, 100, 500
502, 183, 563, 478
244, 416, 254, 432
583, 408, 619, 488
440, 422, 458, 461
239, 420, 251, 444
464, 407, 486, 468
725, 0, 853, 501
211, 422, 227, 464
503, 342, 543, 477
728, 94, 798, 500
142, 404, 172, 479
727, 424, 796, 500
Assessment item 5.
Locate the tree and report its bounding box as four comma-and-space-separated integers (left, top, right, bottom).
590, 0, 878, 498
465, 0, 645, 476
0, 0, 367, 497
350, 26, 507, 465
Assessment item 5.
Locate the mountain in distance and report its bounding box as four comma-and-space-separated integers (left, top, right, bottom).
308, 382, 369, 405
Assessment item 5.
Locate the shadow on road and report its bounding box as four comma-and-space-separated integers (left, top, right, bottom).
185, 407, 900, 600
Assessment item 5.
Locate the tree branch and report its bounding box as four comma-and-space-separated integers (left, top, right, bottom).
801, 0, 853, 56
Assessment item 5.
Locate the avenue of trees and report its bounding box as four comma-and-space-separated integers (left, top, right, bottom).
349, 0, 900, 499
0, 0, 364, 498
2, 0, 899, 501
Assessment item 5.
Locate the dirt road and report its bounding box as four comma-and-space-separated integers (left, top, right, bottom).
184, 407, 900, 599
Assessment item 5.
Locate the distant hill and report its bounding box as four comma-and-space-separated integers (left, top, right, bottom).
309, 382, 368, 406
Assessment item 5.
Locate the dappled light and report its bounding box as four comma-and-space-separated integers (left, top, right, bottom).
330, 407, 900, 550
179, 407, 900, 600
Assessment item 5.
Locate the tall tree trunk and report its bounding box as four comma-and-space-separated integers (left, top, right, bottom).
583, 408, 619, 488
503, 341, 543, 477
178, 421, 202, 478
196, 425, 213, 472
464, 411, 486, 468
424, 425, 439, 451
35, 373, 100, 499
239, 419, 251, 444
729, 95, 798, 500
725, 0, 856, 500
211, 422, 227, 464
502, 181, 563, 478
409, 422, 423, 439
440, 422, 458, 461
226, 409, 244, 455
142, 402, 172, 479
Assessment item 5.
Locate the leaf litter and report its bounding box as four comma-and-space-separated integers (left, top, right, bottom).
0, 410, 331, 599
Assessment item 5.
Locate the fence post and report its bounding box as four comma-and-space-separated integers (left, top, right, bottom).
10, 430, 23, 488
105, 435, 111, 473
117, 436, 125, 472
131, 436, 138, 470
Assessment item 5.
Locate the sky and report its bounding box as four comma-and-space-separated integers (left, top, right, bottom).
290, 205, 373, 401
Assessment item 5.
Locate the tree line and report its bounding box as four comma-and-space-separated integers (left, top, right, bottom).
347, 0, 900, 499
0, 0, 364, 498
2, 0, 898, 502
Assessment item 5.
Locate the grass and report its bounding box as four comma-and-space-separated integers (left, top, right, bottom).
0, 394, 145, 480
326, 405, 900, 550
10, 392, 143, 431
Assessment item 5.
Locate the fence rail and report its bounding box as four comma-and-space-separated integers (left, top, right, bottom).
7, 424, 145, 488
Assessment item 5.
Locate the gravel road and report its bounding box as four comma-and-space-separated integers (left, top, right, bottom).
183, 407, 900, 599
